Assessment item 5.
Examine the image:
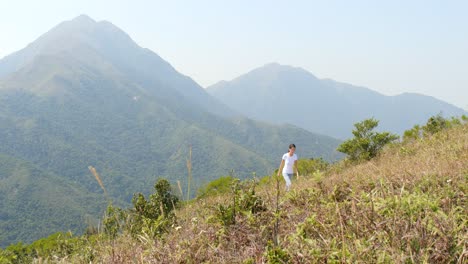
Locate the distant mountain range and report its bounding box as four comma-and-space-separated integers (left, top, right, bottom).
0, 15, 341, 247
207, 63, 467, 139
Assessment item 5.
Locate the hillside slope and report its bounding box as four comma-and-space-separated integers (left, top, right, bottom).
4, 120, 465, 263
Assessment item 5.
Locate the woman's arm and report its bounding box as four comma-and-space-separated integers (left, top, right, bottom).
277, 159, 285, 176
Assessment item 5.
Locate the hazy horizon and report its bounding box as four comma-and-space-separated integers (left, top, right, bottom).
0, 0, 467, 110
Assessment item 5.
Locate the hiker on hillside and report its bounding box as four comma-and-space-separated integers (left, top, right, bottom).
277, 144, 299, 191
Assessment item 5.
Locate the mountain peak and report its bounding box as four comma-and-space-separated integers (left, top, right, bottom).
257, 63, 312, 75
239, 63, 317, 82
264, 62, 303, 69
0, 14, 138, 78
261, 62, 295, 71
55, 14, 99, 34
71, 14, 96, 24
262, 62, 282, 68
68, 15, 122, 35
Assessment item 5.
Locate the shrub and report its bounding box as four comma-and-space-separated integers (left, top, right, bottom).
102, 178, 180, 239
197, 176, 235, 198
337, 118, 399, 162
297, 158, 329, 176
403, 114, 467, 142
216, 179, 266, 226
423, 114, 450, 135
264, 242, 291, 264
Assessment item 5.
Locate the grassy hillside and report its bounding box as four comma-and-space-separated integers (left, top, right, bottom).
1, 121, 466, 263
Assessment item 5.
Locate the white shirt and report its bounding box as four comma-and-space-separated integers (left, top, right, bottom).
282, 153, 298, 174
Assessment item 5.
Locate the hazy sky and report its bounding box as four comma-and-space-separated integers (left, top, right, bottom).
1, 0, 467, 109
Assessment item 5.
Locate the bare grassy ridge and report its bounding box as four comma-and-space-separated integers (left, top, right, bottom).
63, 124, 467, 263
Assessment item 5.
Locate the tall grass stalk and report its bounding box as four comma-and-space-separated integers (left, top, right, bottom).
88, 165, 107, 197
186, 145, 192, 201
273, 174, 280, 247
177, 180, 184, 199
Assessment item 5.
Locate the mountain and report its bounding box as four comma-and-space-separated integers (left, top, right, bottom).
0, 15, 234, 118
207, 63, 467, 139
0, 16, 341, 247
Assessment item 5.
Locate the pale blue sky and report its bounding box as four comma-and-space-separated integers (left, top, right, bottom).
0, 0, 467, 109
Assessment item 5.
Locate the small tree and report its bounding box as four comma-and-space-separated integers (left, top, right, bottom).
422, 114, 450, 135
101, 178, 180, 239
197, 176, 235, 198
131, 179, 179, 220
403, 114, 467, 142
338, 118, 399, 162
297, 157, 329, 176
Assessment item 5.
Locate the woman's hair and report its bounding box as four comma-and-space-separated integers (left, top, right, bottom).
289, 143, 296, 150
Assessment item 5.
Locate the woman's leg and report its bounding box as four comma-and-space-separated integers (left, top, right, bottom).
282, 173, 292, 191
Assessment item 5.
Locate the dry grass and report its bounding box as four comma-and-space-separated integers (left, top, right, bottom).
325, 123, 467, 191
88, 165, 108, 196
55, 124, 467, 263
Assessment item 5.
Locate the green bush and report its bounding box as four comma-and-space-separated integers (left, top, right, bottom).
102, 178, 180, 239
423, 114, 449, 135
264, 242, 290, 264
297, 158, 329, 176
129, 179, 179, 237
216, 179, 266, 226
0, 232, 96, 263
403, 114, 467, 142
403, 124, 422, 141
197, 176, 235, 198
337, 118, 399, 162
103, 204, 125, 239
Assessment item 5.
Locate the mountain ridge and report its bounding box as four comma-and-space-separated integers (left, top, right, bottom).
207, 63, 467, 139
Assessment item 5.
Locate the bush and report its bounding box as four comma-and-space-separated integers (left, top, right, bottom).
216, 179, 266, 226
403, 114, 467, 142
0, 232, 95, 263
197, 176, 235, 198
264, 242, 290, 263
297, 158, 329, 176
423, 114, 449, 135
102, 178, 180, 239
103, 204, 125, 239
337, 118, 399, 162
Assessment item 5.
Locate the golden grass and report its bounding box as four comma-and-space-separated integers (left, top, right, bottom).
88, 165, 108, 196
324, 122, 468, 191
57, 124, 467, 263
159, 124, 466, 262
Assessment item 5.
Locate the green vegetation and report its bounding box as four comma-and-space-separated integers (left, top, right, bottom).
1, 115, 466, 263
0, 232, 98, 264
197, 175, 236, 198
0, 153, 106, 248
404, 114, 468, 141
337, 118, 399, 162
296, 157, 329, 176
214, 179, 266, 227
125, 179, 179, 238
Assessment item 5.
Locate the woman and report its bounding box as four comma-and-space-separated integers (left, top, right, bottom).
277, 144, 299, 191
